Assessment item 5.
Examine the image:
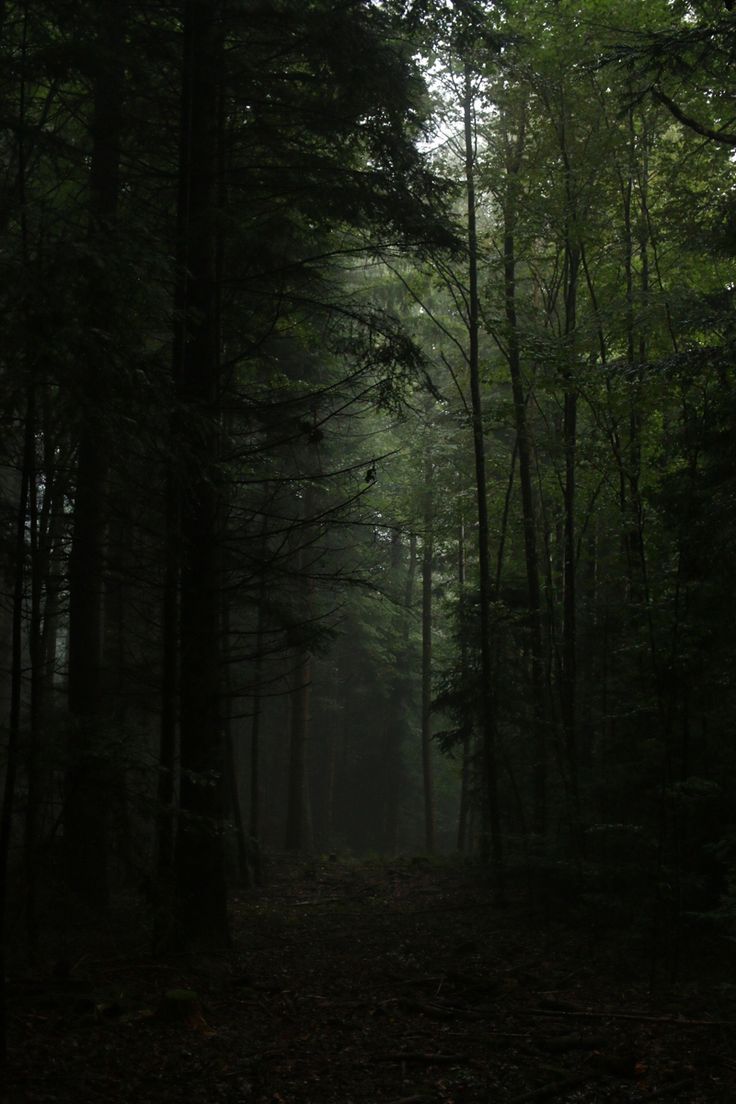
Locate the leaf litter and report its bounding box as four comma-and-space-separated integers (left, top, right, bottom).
3, 858, 735, 1103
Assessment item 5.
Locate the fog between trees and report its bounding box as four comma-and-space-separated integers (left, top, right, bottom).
2, 3, 736, 1052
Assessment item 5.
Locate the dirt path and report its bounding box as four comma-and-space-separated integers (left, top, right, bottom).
4, 859, 735, 1102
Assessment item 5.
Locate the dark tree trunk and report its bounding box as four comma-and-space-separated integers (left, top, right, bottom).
381, 528, 415, 855
65, 0, 126, 906
157, 478, 178, 881
502, 112, 547, 838
558, 102, 582, 851
380, 531, 402, 854
463, 66, 503, 885
221, 579, 250, 886
23, 384, 42, 957
456, 520, 472, 853
247, 574, 266, 882
421, 456, 435, 855
285, 479, 315, 854
171, 0, 229, 949
285, 646, 312, 852
0, 390, 34, 1064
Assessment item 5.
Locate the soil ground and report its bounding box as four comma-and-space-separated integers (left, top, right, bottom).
3, 858, 736, 1103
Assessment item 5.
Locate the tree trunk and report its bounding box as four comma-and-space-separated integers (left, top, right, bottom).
247, 573, 266, 881
381, 528, 415, 855
421, 452, 435, 855
285, 482, 315, 854
456, 519, 472, 853
23, 384, 42, 957
171, 0, 229, 949
381, 531, 402, 854
556, 98, 582, 853
0, 390, 34, 1064
463, 66, 503, 884
285, 645, 312, 852
65, 0, 127, 906
156, 477, 178, 881
502, 111, 547, 839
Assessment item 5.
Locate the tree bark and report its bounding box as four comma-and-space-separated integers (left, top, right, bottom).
502, 110, 547, 839
285, 483, 315, 854
463, 65, 503, 884
65, 0, 127, 907
557, 99, 582, 851
381, 530, 404, 855
421, 452, 435, 855
456, 519, 472, 853
23, 384, 42, 957
0, 390, 34, 1064
171, 0, 229, 948
156, 477, 178, 880
285, 645, 312, 852
247, 571, 266, 881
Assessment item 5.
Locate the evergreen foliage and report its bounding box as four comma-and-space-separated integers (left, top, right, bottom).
1, 0, 736, 1056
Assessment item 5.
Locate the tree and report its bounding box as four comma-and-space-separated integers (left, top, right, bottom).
64, 0, 128, 908
169, 0, 229, 949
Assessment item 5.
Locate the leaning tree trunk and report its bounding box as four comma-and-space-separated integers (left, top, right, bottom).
171, 0, 229, 949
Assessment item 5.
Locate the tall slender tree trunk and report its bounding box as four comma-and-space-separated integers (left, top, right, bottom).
556, 99, 582, 852
463, 66, 503, 883
381, 529, 405, 855
456, 519, 472, 853
247, 572, 266, 881
0, 391, 34, 1064
502, 112, 547, 839
285, 482, 315, 854
221, 581, 250, 886
1, 10, 37, 996
421, 452, 435, 854
171, 0, 229, 948
65, 0, 127, 906
23, 385, 42, 957
285, 646, 312, 852
157, 480, 178, 881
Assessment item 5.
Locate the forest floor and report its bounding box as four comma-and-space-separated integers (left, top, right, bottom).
3, 857, 736, 1103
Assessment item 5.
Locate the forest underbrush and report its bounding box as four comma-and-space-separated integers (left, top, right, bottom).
3, 857, 736, 1103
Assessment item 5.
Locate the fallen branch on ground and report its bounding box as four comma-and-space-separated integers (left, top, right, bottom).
645, 1079, 696, 1099
527, 1007, 736, 1027
374, 1051, 481, 1067
509, 1072, 590, 1102
398, 998, 486, 1020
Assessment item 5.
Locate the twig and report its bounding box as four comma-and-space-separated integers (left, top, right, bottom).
374, 1051, 481, 1067
385, 1097, 430, 1104
526, 1008, 736, 1027
646, 1078, 696, 1100
509, 1072, 589, 1103
487, 1030, 535, 1040
398, 998, 485, 1020
291, 897, 343, 906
